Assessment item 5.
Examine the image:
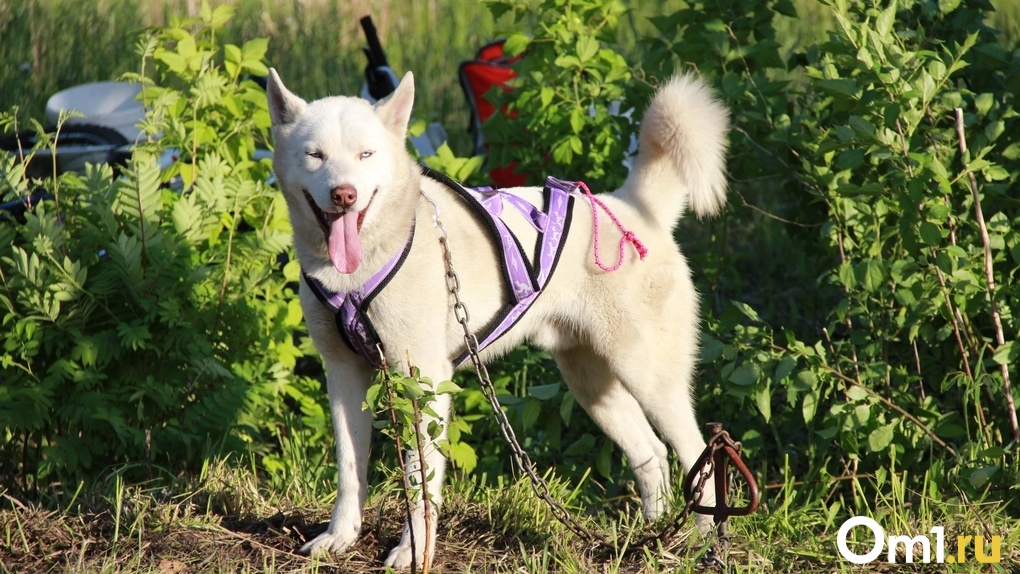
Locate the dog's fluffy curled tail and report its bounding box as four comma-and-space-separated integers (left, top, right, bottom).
619, 74, 729, 226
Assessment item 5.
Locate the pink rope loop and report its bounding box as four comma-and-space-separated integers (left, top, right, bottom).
576, 181, 647, 272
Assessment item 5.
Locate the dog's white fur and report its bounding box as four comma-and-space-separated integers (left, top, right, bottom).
267, 68, 729, 569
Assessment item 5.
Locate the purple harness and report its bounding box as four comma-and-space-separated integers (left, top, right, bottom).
303, 169, 575, 369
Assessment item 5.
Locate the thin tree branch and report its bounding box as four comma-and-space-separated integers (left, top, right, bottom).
954, 108, 1020, 445
829, 362, 958, 458
774, 344, 958, 458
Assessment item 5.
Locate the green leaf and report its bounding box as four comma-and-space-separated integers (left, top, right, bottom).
427, 420, 442, 439
564, 433, 596, 456
700, 337, 724, 362
486, 0, 515, 21
528, 383, 560, 401
755, 388, 772, 423
569, 108, 584, 134
520, 398, 541, 430
985, 165, 1010, 182
975, 92, 995, 116
846, 385, 869, 402
555, 54, 581, 69
774, 0, 797, 17
728, 364, 759, 387
867, 424, 896, 452
732, 301, 762, 322
849, 116, 875, 139
155, 49, 187, 73
817, 78, 858, 97
436, 380, 464, 395
400, 377, 425, 399
918, 221, 942, 246
540, 87, 554, 107
199, 0, 211, 24
365, 384, 383, 410
210, 4, 235, 29
503, 33, 531, 56
854, 259, 885, 292
560, 392, 575, 425
241, 38, 269, 64
576, 35, 598, 63
551, 137, 574, 164
774, 355, 797, 384
568, 135, 582, 154
926, 203, 951, 220
176, 34, 196, 60
838, 262, 858, 290
967, 465, 998, 488
876, 0, 897, 38
984, 121, 1005, 144
853, 404, 871, 425
803, 389, 819, 423
448, 441, 478, 473
992, 341, 1019, 366
796, 370, 818, 388
919, 71, 937, 103
938, 0, 962, 13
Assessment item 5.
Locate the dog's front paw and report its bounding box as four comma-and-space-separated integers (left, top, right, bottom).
642, 497, 666, 522
694, 512, 715, 537
382, 524, 436, 570
382, 542, 416, 570
299, 524, 360, 556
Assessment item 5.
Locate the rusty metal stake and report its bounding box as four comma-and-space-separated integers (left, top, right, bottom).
683, 422, 760, 518
681, 422, 760, 570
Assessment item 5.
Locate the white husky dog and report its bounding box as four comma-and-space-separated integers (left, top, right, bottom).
266, 67, 729, 569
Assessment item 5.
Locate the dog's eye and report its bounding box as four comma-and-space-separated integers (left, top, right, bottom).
306, 150, 324, 160
359, 150, 374, 160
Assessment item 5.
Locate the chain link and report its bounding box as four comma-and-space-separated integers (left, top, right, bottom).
420, 190, 730, 560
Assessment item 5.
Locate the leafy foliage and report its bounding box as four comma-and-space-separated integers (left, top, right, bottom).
484, 0, 637, 188
365, 365, 466, 477
2, 0, 1018, 530
662, 0, 1020, 507
481, 0, 1020, 512
0, 4, 320, 491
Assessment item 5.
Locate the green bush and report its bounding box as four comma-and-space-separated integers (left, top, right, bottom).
693, 0, 1020, 505
481, 0, 1020, 510
0, 5, 325, 491
484, 0, 637, 189
3, 0, 1017, 522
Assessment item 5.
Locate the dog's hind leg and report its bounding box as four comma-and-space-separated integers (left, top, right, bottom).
607, 339, 718, 535
554, 346, 672, 520
301, 359, 376, 556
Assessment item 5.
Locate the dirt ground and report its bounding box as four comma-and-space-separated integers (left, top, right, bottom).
0, 494, 575, 573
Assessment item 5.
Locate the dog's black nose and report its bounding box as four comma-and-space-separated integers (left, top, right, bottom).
331, 184, 357, 207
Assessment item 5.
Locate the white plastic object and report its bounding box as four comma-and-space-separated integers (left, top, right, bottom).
45, 81, 145, 141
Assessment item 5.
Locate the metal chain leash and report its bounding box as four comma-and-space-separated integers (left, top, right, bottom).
419, 190, 757, 565
421, 190, 611, 547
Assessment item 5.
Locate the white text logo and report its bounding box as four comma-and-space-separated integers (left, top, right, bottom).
837, 516, 1001, 564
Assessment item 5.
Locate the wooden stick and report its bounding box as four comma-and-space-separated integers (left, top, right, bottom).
954, 108, 1020, 445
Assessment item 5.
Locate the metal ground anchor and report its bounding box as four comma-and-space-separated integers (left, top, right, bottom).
682, 422, 760, 571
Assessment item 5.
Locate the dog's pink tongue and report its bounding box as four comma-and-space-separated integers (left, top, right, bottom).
328, 211, 362, 274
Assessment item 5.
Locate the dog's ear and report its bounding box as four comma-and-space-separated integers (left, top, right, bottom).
375, 72, 415, 140
266, 68, 307, 126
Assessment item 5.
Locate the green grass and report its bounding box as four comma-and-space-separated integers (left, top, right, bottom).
2, 0, 1016, 153
2, 457, 1017, 572
2, 1, 1020, 572
0, 0, 502, 156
